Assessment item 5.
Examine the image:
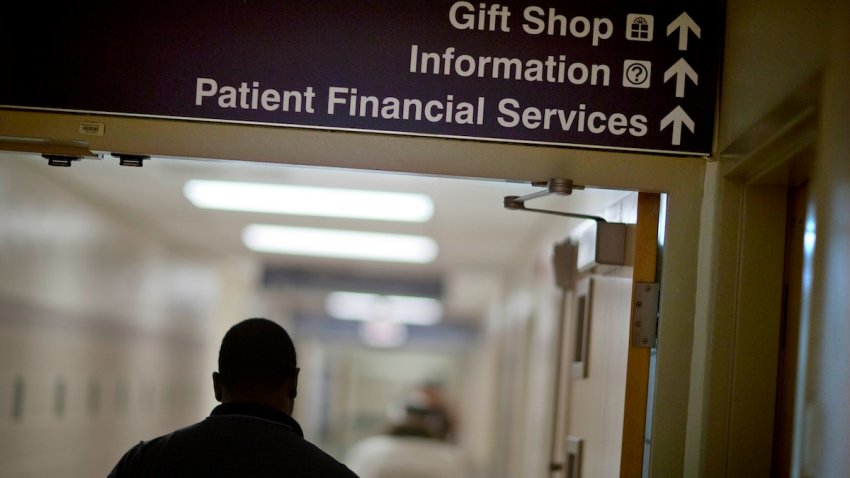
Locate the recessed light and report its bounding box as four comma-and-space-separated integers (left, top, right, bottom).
184, 179, 433, 222
325, 291, 443, 325
358, 321, 409, 348
242, 224, 438, 263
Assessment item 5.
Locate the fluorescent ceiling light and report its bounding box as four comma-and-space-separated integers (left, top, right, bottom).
184, 179, 433, 222
325, 291, 443, 325
358, 322, 409, 348
242, 224, 438, 263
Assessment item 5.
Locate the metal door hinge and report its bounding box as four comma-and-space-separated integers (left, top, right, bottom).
632, 282, 660, 348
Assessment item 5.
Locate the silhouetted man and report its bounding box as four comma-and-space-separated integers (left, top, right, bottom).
108, 318, 358, 477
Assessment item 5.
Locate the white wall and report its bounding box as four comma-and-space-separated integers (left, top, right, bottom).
0, 154, 258, 477
464, 192, 636, 478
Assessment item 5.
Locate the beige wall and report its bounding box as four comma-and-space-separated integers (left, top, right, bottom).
689, 0, 850, 476
718, 0, 829, 149
801, 1, 850, 475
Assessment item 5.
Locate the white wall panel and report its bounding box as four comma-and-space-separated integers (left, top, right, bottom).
0, 155, 256, 477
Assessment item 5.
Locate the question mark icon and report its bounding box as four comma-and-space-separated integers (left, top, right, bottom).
623, 60, 652, 88
628, 64, 647, 84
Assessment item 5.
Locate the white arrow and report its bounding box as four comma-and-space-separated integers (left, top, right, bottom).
667, 12, 701, 51
660, 106, 695, 146
664, 58, 699, 98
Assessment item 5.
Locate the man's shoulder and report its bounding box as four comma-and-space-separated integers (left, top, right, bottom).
110, 417, 359, 478
288, 438, 361, 476
107, 433, 175, 478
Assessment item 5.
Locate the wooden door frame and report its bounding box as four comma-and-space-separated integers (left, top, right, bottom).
620, 193, 661, 477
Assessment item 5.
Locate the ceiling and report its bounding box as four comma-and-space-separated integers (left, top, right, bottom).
20, 153, 631, 333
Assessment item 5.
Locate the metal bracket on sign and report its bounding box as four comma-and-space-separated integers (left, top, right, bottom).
632, 282, 660, 348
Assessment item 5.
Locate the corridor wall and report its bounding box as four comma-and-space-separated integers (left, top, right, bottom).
0, 155, 257, 477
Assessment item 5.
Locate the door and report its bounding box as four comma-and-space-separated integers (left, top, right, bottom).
549, 192, 661, 478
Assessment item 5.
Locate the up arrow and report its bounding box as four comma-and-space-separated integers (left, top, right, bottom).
667, 12, 701, 51
664, 58, 699, 98
661, 106, 695, 146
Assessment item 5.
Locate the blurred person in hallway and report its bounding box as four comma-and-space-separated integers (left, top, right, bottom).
417, 380, 457, 442
108, 318, 358, 478
344, 390, 471, 478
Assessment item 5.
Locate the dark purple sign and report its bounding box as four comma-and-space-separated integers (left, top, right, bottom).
1, 1, 723, 155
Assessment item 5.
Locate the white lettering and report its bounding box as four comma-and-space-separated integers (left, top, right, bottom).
196, 78, 313, 113
608, 113, 628, 135
522, 106, 542, 129
261, 89, 280, 111
449, 1, 475, 30
630, 115, 648, 136
522, 6, 545, 34
587, 112, 606, 133
592, 18, 613, 46
218, 86, 237, 108
425, 100, 443, 122
521, 7, 613, 46
410, 46, 610, 86
570, 16, 591, 39
497, 98, 648, 137
328, 87, 348, 114
195, 78, 218, 105
449, 1, 510, 32
568, 64, 588, 84
497, 98, 520, 127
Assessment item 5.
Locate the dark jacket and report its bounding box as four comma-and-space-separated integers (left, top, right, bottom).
108, 402, 358, 477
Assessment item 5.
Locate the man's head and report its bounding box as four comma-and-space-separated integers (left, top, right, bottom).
212, 318, 300, 413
